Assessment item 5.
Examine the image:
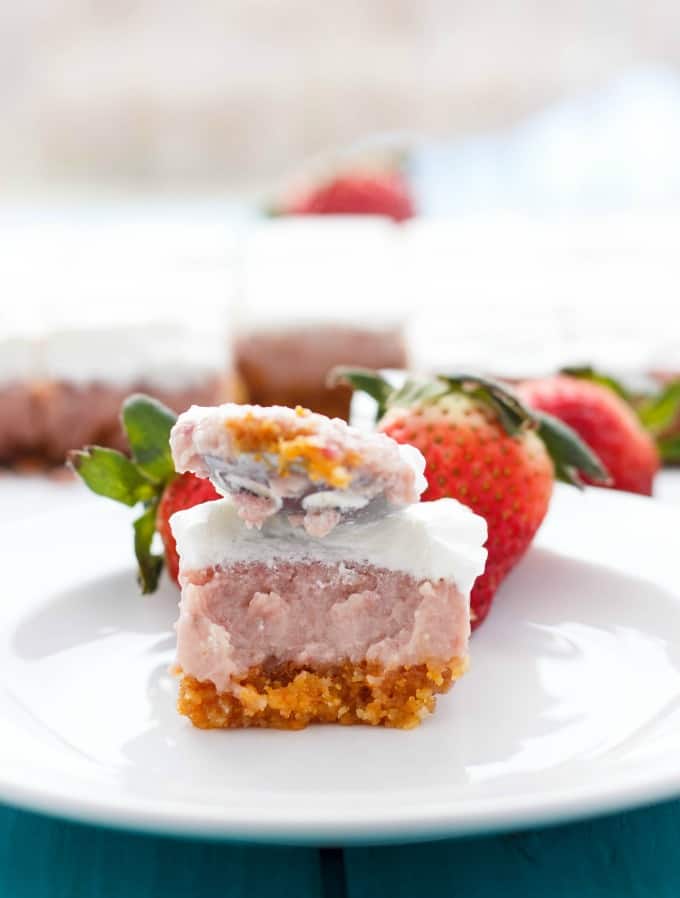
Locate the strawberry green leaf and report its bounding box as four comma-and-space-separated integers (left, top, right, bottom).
329, 368, 396, 419
535, 411, 611, 487
657, 434, 680, 463
440, 373, 532, 436
67, 447, 155, 506
133, 504, 164, 594
391, 377, 449, 409
122, 394, 177, 483
263, 201, 284, 218
68, 393, 179, 597
637, 381, 680, 436
561, 366, 632, 402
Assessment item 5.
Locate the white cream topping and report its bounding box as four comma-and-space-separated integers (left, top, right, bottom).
0, 324, 228, 389
397, 442, 428, 497
171, 496, 488, 596
43, 324, 227, 389
0, 339, 41, 385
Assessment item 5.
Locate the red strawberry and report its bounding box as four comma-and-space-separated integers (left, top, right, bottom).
336, 371, 608, 628
68, 395, 219, 593
281, 171, 414, 222
157, 473, 220, 584
517, 375, 659, 495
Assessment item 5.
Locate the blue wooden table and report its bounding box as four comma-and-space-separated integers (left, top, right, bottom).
2, 798, 679, 898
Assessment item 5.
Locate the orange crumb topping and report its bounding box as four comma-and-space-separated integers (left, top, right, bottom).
225, 413, 290, 453
276, 436, 357, 487
225, 412, 360, 487
177, 657, 467, 730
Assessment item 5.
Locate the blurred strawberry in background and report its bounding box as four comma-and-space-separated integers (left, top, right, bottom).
274, 168, 415, 222
517, 374, 661, 495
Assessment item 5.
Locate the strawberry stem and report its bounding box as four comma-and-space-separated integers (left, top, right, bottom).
534, 411, 611, 487
133, 503, 164, 594
439, 373, 531, 436
67, 394, 179, 594
561, 366, 633, 402
637, 380, 680, 436
328, 367, 396, 418
122, 393, 177, 483
658, 434, 680, 463
68, 447, 156, 506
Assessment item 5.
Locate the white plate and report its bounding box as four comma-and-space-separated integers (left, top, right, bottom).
1, 485, 679, 845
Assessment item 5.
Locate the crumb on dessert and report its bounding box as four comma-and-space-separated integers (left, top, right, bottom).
276, 435, 357, 486
177, 657, 467, 731
224, 409, 361, 486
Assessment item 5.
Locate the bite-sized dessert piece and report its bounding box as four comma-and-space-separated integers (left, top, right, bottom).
0, 325, 240, 466
170, 403, 426, 536
234, 324, 407, 420
171, 496, 487, 729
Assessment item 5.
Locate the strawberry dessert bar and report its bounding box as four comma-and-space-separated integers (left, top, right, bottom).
169, 404, 487, 729
234, 324, 406, 421
0, 325, 238, 466
234, 218, 407, 420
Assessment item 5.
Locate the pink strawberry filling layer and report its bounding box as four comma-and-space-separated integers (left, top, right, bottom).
176, 560, 470, 693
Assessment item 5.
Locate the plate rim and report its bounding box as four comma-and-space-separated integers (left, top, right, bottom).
2, 755, 680, 845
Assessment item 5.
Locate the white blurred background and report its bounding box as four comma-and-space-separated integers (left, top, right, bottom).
2, 2, 680, 395
3, 1, 680, 194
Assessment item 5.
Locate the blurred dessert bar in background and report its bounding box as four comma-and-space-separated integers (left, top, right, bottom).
233, 218, 407, 419
234, 323, 405, 420
0, 325, 238, 466
0, 216, 239, 466
4, 210, 680, 467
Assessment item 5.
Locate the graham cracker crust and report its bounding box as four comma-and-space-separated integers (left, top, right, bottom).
177, 657, 468, 730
